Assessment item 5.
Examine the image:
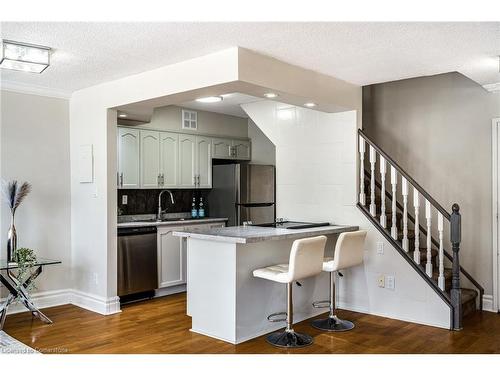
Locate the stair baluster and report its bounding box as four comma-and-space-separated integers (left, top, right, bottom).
413, 188, 420, 264
369, 145, 376, 217
390, 166, 398, 240
438, 212, 445, 291
359, 136, 366, 206
380, 156, 387, 228
425, 200, 433, 277
402, 177, 409, 252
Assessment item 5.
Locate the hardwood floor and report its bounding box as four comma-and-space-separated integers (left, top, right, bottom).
3, 292, 500, 354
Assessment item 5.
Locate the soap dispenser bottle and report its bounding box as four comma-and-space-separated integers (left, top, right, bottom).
191, 196, 198, 218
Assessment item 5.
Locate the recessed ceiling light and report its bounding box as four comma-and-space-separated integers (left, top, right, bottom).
118, 113, 127, 118
0, 40, 51, 73
195, 96, 223, 103
304, 102, 317, 108
264, 92, 278, 98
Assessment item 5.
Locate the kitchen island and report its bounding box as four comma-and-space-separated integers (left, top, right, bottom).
174, 224, 359, 344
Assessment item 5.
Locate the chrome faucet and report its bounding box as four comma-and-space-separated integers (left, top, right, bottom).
157, 190, 175, 221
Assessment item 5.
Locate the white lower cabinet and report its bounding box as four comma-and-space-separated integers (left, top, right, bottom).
157, 225, 185, 288
158, 222, 226, 290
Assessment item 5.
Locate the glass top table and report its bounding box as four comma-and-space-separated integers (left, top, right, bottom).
0, 258, 61, 270
0, 258, 61, 329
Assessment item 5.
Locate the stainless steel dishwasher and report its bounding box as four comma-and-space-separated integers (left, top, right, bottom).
117, 226, 158, 301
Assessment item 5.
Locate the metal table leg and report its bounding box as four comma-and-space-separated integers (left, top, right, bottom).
0, 266, 53, 330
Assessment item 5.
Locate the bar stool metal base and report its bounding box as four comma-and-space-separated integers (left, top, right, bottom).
266, 329, 314, 348
311, 315, 354, 332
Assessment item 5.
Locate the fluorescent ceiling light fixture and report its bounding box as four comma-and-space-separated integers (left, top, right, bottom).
118, 113, 127, 118
195, 96, 223, 103
264, 92, 278, 98
0, 40, 51, 73
304, 102, 317, 108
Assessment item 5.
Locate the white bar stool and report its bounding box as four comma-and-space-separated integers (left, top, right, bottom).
311, 230, 367, 332
252, 236, 327, 348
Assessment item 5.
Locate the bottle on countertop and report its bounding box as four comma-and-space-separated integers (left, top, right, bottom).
191, 196, 198, 218
198, 197, 205, 218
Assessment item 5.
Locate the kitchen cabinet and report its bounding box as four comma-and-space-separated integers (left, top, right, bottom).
212, 138, 232, 159
118, 127, 140, 188
196, 136, 212, 188
157, 225, 185, 288
140, 130, 161, 188
178, 134, 197, 188
158, 221, 227, 291
118, 126, 251, 189
232, 140, 251, 160
160, 132, 179, 188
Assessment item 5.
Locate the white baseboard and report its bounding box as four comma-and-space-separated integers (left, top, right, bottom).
337, 301, 450, 330
2, 289, 121, 316
482, 294, 496, 312
3, 289, 72, 315
70, 290, 121, 315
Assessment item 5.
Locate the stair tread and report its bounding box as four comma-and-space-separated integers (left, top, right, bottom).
461, 288, 478, 304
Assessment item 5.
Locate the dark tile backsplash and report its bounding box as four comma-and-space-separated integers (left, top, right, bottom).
117, 189, 211, 216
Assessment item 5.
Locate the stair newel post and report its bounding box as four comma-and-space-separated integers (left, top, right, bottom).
437, 212, 445, 291
369, 145, 377, 217
425, 200, 433, 277
450, 203, 462, 330
413, 188, 420, 264
401, 177, 409, 252
390, 166, 398, 240
379, 156, 387, 228
359, 136, 366, 206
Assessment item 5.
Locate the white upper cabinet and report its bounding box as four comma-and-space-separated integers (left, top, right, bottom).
212, 138, 232, 159
140, 130, 161, 188
178, 134, 197, 188
117, 127, 251, 189
196, 136, 212, 188
160, 132, 179, 188
118, 127, 140, 188
232, 140, 251, 160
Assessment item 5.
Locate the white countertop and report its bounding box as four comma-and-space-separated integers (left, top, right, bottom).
117, 217, 228, 228
173, 224, 359, 244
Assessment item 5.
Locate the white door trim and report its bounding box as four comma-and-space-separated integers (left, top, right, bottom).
491, 118, 500, 312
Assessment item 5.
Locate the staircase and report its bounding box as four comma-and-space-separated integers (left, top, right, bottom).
357, 129, 483, 330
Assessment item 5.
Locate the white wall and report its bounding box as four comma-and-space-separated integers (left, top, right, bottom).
0, 90, 71, 299
248, 119, 275, 165
142, 105, 248, 138
241, 100, 451, 329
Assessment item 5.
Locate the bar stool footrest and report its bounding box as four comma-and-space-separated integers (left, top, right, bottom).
312, 300, 330, 309
267, 312, 287, 322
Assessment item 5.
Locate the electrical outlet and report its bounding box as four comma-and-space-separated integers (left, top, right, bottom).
378, 275, 385, 288
93, 272, 98, 285
122, 195, 128, 205
386, 275, 395, 290
376, 241, 384, 255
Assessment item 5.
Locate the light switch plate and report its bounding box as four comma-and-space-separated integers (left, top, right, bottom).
122, 195, 128, 205
376, 241, 384, 254
386, 275, 395, 290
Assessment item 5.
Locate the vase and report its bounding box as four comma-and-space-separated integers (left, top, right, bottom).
7, 215, 17, 264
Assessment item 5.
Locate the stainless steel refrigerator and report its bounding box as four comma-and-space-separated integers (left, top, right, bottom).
208, 164, 275, 226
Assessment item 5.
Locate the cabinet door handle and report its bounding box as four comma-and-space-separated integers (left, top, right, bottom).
197, 175, 200, 186
194, 176, 197, 186
161, 173, 165, 186
120, 173, 123, 187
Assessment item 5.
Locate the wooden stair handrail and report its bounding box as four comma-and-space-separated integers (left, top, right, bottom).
358, 129, 451, 221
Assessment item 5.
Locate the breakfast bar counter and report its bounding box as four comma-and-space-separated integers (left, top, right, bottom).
174, 224, 359, 344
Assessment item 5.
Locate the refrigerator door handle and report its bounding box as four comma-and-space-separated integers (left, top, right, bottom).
236, 203, 274, 207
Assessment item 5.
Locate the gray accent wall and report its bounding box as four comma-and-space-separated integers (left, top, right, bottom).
363, 72, 500, 295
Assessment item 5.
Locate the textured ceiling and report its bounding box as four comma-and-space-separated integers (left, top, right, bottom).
0, 22, 499, 94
